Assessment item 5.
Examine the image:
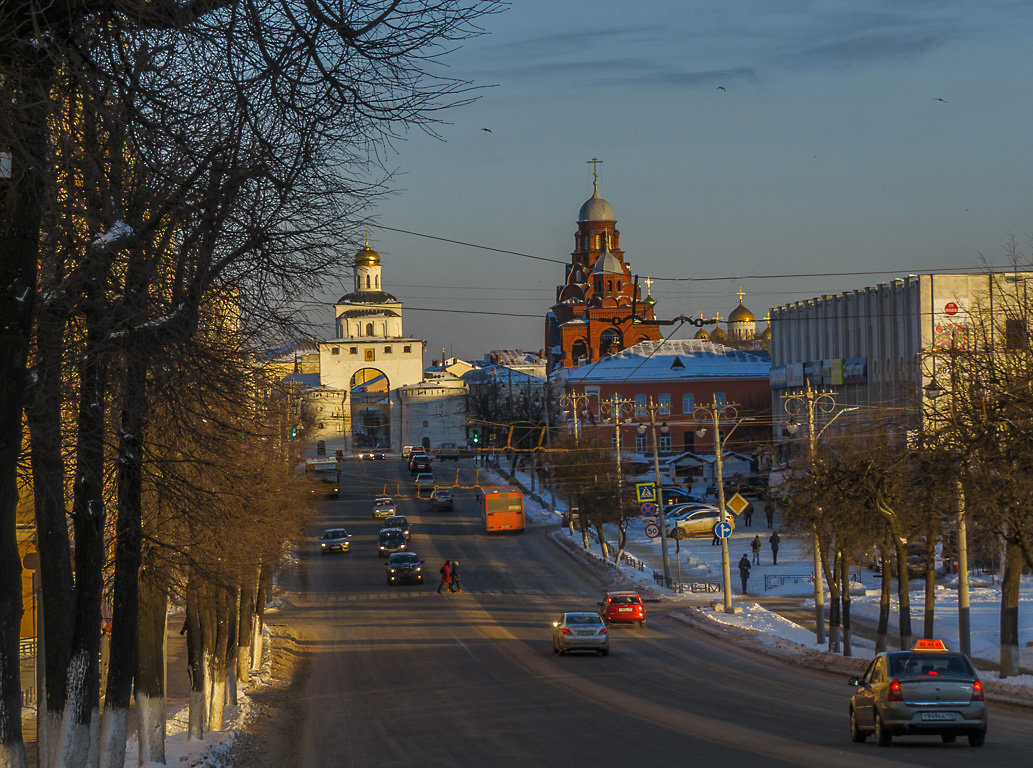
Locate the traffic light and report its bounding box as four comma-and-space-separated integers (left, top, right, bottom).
472, 429, 480, 444
290, 425, 299, 438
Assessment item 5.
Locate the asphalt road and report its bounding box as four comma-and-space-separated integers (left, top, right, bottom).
275, 457, 1033, 768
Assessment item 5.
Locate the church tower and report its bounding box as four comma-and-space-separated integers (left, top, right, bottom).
545, 161, 662, 372
333, 240, 404, 339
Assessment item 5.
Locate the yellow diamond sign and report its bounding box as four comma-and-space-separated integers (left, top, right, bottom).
726, 492, 750, 517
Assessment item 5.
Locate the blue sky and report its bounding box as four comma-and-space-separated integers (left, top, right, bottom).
313, 1, 1033, 362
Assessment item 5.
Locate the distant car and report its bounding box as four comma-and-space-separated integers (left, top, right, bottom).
385, 552, 424, 585
663, 503, 716, 523
667, 507, 733, 539
382, 515, 411, 540
436, 442, 459, 461
373, 497, 396, 518
552, 612, 609, 656
377, 528, 408, 557
414, 473, 435, 494
429, 488, 454, 511
599, 591, 645, 627
660, 487, 707, 507
319, 528, 350, 555
849, 639, 986, 747
401, 445, 415, 458
409, 456, 432, 474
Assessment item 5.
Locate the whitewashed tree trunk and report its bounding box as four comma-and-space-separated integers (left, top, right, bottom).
188, 689, 205, 742
40, 708, 62, 768
207, 676, 226, 731
87, 712, 99, 768
97, 707, 128, 768
250, 621, 263, 672
0, 744, 28, 768
136, 693, 166, 765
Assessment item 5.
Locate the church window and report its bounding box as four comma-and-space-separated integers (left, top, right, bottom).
376, 275, 380, 288
682, 393, 694, 414
384, 346, 392, 353
658, 393, 670, 416
366, 275, 371, 288
607, 279, 612, 292
404, 345, 411, 353
422, 420, 429, 427
365, 322, 374, 336
349, 347, 357, 354
331, 347, 340, 355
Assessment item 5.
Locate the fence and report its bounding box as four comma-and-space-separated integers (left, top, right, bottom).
764, 573, 812, 591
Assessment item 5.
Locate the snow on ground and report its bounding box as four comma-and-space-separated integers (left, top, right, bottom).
486, 462, 1033, 690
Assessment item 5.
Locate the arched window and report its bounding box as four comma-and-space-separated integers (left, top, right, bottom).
375, 275, 379, 288
571, 339, 589, 365
366, 275, 371, 288
365, 322, 374, 336
600, 328, 623, 356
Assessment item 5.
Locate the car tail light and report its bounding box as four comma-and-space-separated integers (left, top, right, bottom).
599, 627, 608, 635
561, 628, 571, 635
971, 680, 984, 701
888, 679, 903, 701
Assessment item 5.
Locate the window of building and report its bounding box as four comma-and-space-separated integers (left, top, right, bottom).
404, 345, 411, 353
384, 346, 392, 353
365, 322, 374, 336
422, 420, 429, 427
349, 347, 357, 354
714, 392, 726, 407
376, 275, 380, 288
635, 433, 648, 452
1006, 318, 1028, 349
682, 430, 695, 452
658, 393, 670, 416
659, 433, 671, 452
331, 347, 340, 355
634, 393, 647, 418
682, 393, 694, 414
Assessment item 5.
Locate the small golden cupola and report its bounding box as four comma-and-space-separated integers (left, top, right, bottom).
728, 287, 757, 341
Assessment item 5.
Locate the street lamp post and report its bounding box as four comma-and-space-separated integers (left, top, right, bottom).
693, 395, 747, 613
559, 390, 593, 443
638, 399, 671, 588
782, 379, 858, 645
599, 395, 636, 549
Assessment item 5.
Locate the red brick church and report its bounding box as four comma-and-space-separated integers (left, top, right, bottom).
545, 164, 662, 373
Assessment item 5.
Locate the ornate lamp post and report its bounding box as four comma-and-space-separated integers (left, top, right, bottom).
693, 396, 747, 613
782, 379, 857, 645
558, 390, 594, 443
637, 399, 672, 587
599, 395, 636, 533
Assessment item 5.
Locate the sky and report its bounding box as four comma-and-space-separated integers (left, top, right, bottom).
311, 0, 1033, 364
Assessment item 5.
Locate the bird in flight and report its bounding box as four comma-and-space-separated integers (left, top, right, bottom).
481, 128, 493, 132
717, 86, 726, 91
934, 97, 947, 103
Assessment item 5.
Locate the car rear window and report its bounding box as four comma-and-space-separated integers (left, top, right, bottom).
610, 595, 640, 605
888, 652, 975, 679
566, 614, 604, 626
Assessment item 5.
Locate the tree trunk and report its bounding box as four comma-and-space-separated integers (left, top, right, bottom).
840, 553, 852, 657
923, 534, 937, 639
185, 580, 206, 741
56, 271, 111, 768
893, 537, 913, 650
876, 542, 892, 653
207, 588, 231, 731
824, 549, 841, 654
100, 347, 148, 768
593, 521, 609, 560
237, 577, 254, 684
251, 563, 272, 672
226, 588, 239, 707
135, 564, 168, 765
999, 535, 1023, 678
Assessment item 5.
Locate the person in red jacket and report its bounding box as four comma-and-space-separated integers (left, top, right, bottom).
437, 560, 451, 594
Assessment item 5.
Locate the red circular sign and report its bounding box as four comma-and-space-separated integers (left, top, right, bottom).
644, 522, 660, 539
944, 301, 959, 316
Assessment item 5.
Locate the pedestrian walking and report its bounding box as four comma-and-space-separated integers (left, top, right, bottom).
750, 535, 762, 565
437, 560, 451, 593
769, 530, 781, 565
738, 553, 752, 594
742, 505, 753, 527
765, 505, 775, 529
711, 525, 720, 546
449, 559, 463, 593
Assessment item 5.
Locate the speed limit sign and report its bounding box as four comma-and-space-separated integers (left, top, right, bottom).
644, 522, 660, 539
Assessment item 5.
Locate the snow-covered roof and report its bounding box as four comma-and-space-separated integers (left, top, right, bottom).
561, 339, 770, 383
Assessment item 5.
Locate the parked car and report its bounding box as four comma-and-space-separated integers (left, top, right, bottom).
382, 515, 411, 540
663, 502, 716, 523
372, 496, 396, 518
599, 591, 645, 627
430, 488, 454, 511
849, 639, 985, 747
385, 552, 424, 585
377, 528, 408, 557
667, 507, 733, 539
660, 487, 706, 507
319, 528, 350, 554
414, 473, 435, 494
552, 612, 609, 656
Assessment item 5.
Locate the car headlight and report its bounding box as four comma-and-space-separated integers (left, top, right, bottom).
321, 542, 327, 547
379, 545, 385, 549
416, 567, 421, 572
389, 568, 397, 573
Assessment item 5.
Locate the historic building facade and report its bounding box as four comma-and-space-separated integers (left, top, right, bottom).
545, 171, 662, 373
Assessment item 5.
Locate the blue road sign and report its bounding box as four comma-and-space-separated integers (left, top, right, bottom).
714, 521, 733, 539
640, 502, 657, 517
635, 482, 656, 503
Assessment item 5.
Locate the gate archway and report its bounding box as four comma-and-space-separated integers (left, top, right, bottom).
350, 368, 390, 450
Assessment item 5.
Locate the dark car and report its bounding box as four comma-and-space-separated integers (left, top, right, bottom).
319, 528, 350, 554
409, 456, 432, 474
385, 552, 424, 585
430, 488, 454, 511
377, 528, 408, 558
849, 639, 986, 747
382, 515, 411, 540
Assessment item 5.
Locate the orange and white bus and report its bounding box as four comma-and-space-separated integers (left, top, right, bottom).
479, 487, 525, 533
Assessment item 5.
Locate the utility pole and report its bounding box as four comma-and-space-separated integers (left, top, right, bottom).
693, 395, 749, 613
783, 379, 858, 646
638, 398, 671, 587
600, 394, 636, 557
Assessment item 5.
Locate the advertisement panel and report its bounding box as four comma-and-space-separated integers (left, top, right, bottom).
844, 357, 867, 385
822, 359, 844, 386
769, 365, 787, 389
803, 361, 822, 385
787, 362, 804, 387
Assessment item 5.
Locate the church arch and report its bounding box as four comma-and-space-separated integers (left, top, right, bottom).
365, 322, 374, 336
571, 338, 589, 365
350, 367, 390, 450
599, 328, 623, 356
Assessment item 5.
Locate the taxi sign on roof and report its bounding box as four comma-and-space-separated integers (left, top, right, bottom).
912, 639, 948, 652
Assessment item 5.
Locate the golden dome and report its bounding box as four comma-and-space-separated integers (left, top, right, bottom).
729, 301, 755, 323
760, 325, 771, 340
709, 325, 727, 341
694, 327, 709, 340
355, 241, 380, 267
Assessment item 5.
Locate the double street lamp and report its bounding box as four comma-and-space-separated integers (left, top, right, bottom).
636, 399, 671, 587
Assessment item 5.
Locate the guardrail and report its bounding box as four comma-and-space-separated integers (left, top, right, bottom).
19, 637, 35, 658
764, 573, 812, 591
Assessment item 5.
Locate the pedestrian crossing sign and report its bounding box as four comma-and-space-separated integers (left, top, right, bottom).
635, 482, 656, 503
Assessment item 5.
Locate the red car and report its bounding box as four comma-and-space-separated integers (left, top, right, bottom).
599, 591, 646, 627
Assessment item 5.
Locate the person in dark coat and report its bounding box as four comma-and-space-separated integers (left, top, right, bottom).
449, 560, 463, 593
769, 530, 781, 565
738, 554, 752, 594
742, 504, 753, 527
750, 535, 762, 565
437, 560, 451, 593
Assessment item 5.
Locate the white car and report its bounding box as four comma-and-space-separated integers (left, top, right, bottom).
414, 473, 435, 494
373, 497, 396, 518
667, 507, 734, 539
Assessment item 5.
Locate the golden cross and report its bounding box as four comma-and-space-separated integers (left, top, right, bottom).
587, 157, 603, 184
736, 286, 746, 303
644, 276, 654, 294
713, 311, 723, 322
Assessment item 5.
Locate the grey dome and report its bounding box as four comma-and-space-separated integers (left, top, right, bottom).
578, 182, 615, 223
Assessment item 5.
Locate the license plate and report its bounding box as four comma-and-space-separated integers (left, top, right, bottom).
619, 607, 632, 612
921, 712, 956, 722
575, 631, 595, 636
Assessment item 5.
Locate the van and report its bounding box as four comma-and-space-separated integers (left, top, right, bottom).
402, 445, 415, 458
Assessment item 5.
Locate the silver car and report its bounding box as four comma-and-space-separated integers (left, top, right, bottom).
552, 612, 609, 656
319, 528, 350, 554
849, 640, 986, 747
373, 496, 396, 518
